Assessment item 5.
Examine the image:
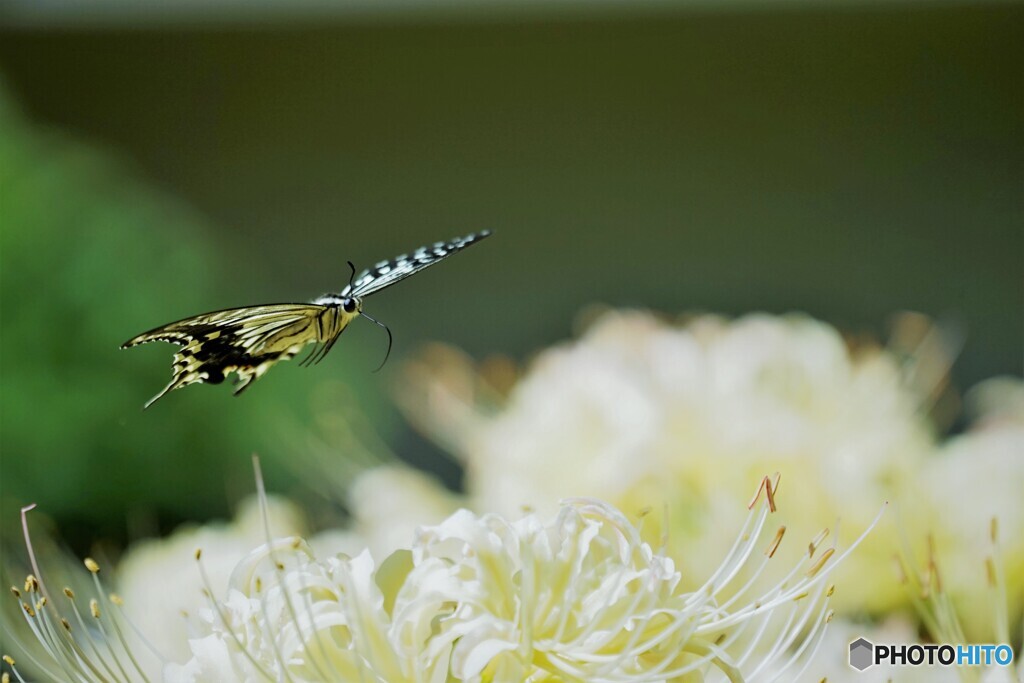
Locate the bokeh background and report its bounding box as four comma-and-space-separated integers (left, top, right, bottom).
1, 2, 1021, 562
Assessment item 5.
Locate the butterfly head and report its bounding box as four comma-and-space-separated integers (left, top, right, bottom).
341, 296, 361, 314
313, 294, 363, 315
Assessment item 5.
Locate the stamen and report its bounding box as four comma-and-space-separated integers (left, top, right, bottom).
808, 528, 829, 558
195, 547, 275, 682
84, 584, 138, 683
765, 526, 785, 558
252, 454, 313, 683
747, 473, 781, 512
62, 576, 124, 681
893, 553, 909, 585
102, 591, 158, 682
806, 548, 835, 578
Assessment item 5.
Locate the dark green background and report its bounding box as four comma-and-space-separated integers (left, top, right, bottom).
1, 4, 1021, 548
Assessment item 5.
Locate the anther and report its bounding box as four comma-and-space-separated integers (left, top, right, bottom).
808, 528, 830, 557
806, 548, 835, 577
765, 526, 785, 558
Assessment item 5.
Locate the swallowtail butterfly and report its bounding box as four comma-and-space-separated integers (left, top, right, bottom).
123, 231, 491, 409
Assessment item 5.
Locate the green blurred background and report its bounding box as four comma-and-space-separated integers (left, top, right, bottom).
0, 3, 1021, 552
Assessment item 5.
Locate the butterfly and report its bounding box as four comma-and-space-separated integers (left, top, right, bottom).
122, 231, 491, 409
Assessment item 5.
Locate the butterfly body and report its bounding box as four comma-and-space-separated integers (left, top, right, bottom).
123, 231, 489, 408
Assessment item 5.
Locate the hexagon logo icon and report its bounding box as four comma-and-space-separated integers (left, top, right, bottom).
849, 637, 874, 671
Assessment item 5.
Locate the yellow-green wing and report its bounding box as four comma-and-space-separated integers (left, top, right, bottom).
122, 304, 332, 408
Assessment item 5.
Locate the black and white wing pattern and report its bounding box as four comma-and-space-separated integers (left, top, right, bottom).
122, 304, 345, 409
343, 230, 491, 298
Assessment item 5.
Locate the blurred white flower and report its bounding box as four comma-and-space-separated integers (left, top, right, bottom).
963, 376, 1024, 429
347, 464, 461, 561
892, 510, 1023, 683
917, 376, 1024, 641
779, 499, 1024, 683
397, 310, 935, 613
115, 495, 310, 677
3, 506, 166, 683
810, 616, 961, 683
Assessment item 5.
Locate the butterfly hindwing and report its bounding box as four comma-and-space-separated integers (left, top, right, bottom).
344, 230, 491, 298
122, 304, 338, 408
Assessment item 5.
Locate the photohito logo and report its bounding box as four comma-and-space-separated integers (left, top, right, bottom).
849, 637, 1014, 671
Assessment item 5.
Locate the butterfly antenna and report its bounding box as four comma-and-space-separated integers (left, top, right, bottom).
359, 311, 392, 372
346, 260, 357, 291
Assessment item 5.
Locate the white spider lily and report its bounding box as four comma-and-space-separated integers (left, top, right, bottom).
3, 505, 164, 683
5, 475, 882, 683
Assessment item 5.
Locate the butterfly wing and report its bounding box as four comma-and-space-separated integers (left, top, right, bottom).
343, 230, 491, 299
122, 304, 335, 408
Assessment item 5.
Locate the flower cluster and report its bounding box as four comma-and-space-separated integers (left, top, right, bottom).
395, 311, 933, 615
4, 309, 1017, 683
6, 476, 879, 682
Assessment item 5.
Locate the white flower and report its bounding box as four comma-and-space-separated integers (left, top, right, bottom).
916, 376, 1024, 641
115, 495, 312, 678
5, 476, 880, 682
165, 476, 879, 683
963, 376, 1024, 429
164, 543, 449, 683
809, 617, 962, 683
396, 310, 934, 614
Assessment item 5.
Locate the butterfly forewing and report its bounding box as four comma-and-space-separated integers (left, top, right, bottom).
344, 230, 491, 298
